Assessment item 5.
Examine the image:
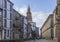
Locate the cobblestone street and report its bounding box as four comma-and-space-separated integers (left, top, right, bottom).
24, 39, 54, 42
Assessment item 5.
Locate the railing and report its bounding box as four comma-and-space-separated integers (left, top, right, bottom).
13, 22, 20, 28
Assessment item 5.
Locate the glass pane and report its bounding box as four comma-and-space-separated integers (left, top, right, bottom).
0, 12, 1, 15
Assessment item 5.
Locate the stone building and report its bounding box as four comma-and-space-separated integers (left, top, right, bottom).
26, 6, 33, 39
0, 7, 3, 40
23, 16, 28, 39
27, 22, 32, 39
53, 0, 60, 42
12, 9, 20, 40
31, 22, 36, 39
40, 0, 60, 42
40, 14, 54, 40
31, 22, 36, 31
12, 9, 24, 40
0, 0, 37, 41
26, 6, 38, 39
0, 0, 13, 40
35, 27, 39, 39
27, 22, 36, 39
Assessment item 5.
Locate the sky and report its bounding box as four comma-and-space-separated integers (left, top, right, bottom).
10, 0, 57, 29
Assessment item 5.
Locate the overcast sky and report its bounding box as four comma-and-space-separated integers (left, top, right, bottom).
10, 0, 57, 28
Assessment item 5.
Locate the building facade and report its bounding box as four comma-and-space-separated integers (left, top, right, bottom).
26, 6, 38, 39
53, 0, 60, 42
12, 9, 24, 40
0, 0, 13, 40
23, 17, 28, 39
30, 22, 36, 39
12, 9, 21, 40
40, 14, 54, 40
35, 27, 39, 39
27, 23, 32, 39
40, 0, 60, 42
0, 0, 38, 41
26, 6, 33, 39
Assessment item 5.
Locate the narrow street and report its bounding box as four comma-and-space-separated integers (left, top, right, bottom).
24, 39, 54, 42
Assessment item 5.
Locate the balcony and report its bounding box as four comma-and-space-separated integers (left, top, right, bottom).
13, 22, 21, 30
13, 23, 19, 28
56, 15, 60, 20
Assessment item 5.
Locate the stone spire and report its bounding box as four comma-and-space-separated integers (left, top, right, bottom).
26, 5, 32, 22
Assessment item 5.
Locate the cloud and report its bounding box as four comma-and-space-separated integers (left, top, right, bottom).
14, 6, 27, 16
19, 6, 27, 16
14, 6, 50, 28
32, 11, 50, 28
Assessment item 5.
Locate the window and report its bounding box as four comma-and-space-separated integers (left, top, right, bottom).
4, 29, 6, 39
10, 21, 12, 28
7, 30, 9, 37
7, 20, 10, 28
24, 18, 28, 24
4, 19, 7, 27
31, 24, 35, 31
10, 4, 13, 20
0, 12, 1, 15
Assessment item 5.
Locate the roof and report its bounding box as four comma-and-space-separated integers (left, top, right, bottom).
8, 0, 14, 5
13, 9, 23, 16
40, 14, 53, 30
53, 6, 57, 13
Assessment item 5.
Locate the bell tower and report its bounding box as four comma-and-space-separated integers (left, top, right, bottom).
26, 5, 32, 22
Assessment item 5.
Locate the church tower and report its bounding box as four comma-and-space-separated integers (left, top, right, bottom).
26, 6, 32, 22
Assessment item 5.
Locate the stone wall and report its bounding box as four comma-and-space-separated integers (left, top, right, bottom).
41, 14, 53, 40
